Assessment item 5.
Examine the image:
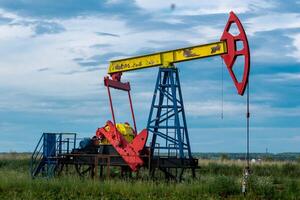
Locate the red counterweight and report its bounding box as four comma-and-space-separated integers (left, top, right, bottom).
221, 11, 250, 96
96, 121, 148, 171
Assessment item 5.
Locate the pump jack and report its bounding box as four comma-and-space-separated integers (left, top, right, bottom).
31, 12, 250, 181
96, 11, 250, 179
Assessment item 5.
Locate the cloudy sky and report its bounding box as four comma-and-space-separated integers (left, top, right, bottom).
0, 0, 299, 153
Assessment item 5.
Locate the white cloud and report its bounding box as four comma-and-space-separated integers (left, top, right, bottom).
0, 24, 32, 40
246, 13, 300, 35
106, 0, 124, 5
0, 9, 222, 122
185, 100, 300, 117
188, 26, 223, 44
257, 73, 300, 83
244, 13, 300, 62
150, 15, 184, 25
268, 73, 300, 82
185, 100, 245, 117
0, 14, 131, 97
134, 0, 275, 15
288, 33, 300, 62
0, 8, 19, 20
0, 11, 138, 122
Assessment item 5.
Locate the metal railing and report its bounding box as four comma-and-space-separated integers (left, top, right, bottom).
30, 132, 77, 178
30, 133, 45, 177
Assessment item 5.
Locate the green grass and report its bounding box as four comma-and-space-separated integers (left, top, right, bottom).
0, 154, 300, 199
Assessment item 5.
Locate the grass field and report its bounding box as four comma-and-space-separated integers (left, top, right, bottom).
0, 153, 300, 200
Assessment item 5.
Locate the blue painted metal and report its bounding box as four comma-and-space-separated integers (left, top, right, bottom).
43, 133, 56, 157
147, 67, 193, 160
31, 132, 77, 178
79, 137, 92, 149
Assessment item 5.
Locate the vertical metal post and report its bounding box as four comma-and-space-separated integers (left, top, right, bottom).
59, 134, 62, 155
148, 69, 168, 156
107, 157, 110, 179
169, 70, 184, 158
100, 165, 103, 178
128, 90, 137, 134
175, 70, 192, 159
67, 138, 69, 154
94, 157, 98, 180
74, 133, 77, 149
106, 85, 116, 125
147, 69, 161, 155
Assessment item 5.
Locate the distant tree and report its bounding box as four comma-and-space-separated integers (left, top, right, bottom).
264, 155, 274, 161
220, 153, 229, 161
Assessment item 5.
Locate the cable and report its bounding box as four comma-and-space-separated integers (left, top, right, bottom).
242, 79, 250, 195
246, 79, 250, 168
221, 58, 224, 119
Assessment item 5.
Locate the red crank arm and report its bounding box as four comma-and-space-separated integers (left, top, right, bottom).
96, 121, 148, 171
221, 11, 250, 96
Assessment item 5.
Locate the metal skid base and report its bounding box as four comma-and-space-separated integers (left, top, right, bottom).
42, 146, 198, 181
53, 145, 144, 178
150, 156, 198, 181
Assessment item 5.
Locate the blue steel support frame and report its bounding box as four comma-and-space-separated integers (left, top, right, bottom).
147, 67, 193, 159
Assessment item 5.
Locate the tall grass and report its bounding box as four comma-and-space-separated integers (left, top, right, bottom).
0, 154, 300, 199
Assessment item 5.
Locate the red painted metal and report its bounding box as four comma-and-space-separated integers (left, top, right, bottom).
221, 11, 250, 96
104, 76, 130, 91
96, 121, 148, 171
106, 85, 116, 126
128, 91, 137, 135
104, 75, 137, 134
111, 72, 122, 81
99, 75, 147, 171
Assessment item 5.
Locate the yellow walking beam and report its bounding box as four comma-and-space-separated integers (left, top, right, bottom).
108, 41, 227, 74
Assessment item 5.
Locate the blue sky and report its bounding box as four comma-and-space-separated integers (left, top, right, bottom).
0, 0, 299, 153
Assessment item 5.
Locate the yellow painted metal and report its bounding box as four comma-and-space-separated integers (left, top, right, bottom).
116, 123, 135, 142
108, 41, 227, 74
100, 123, 135, 144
